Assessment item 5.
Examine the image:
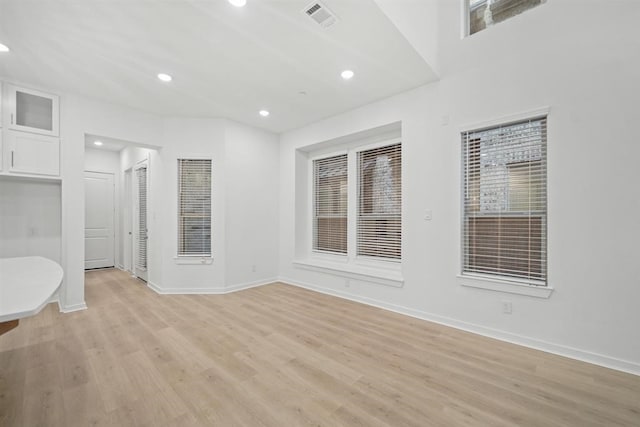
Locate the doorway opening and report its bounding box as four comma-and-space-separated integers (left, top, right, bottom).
83, 134, 160, 284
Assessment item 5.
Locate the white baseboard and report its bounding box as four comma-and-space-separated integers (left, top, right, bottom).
60, 302, 88, 313
147, 277, 278, 295
225, 277, 280, 293
278, 276, 640, 377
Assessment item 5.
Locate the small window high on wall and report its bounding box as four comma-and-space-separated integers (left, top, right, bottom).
467, 0, 544, 35
177, 159, 212, 257
461, 116, 547, 285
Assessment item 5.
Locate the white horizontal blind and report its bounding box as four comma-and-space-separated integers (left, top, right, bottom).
313, 154, 348, 254
136, 166, 148, 270
177, 159, 212, 257
462, 116, 547, 283
357, 143, 402, 260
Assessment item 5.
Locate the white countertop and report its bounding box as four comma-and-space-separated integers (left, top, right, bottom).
0, 256, 63, 322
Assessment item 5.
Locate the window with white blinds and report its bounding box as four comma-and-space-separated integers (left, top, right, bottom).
313, 154, 348, 254
310, 141, 402, 263
177, 159, 212, 257
462, 116, 547, 284
357, 143, 402, 260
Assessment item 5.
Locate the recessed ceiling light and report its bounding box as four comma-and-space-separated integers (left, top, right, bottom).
341, 70, 354, 80
259, 110, 270, 117
94, 141, 103, 146
0, 43, 9, 52
228, 0, 247, 7
157, 73, 172, 82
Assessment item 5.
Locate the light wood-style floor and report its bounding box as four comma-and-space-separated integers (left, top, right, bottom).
1, 269, 639, 426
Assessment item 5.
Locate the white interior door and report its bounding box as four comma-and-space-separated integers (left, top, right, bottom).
84, 171, 115, 269
134, 162, 148, 281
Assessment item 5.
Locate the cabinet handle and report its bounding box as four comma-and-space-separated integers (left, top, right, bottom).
11, 150, 14, 167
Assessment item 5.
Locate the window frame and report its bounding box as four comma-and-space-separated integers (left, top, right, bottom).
176, 156, 213, 262
356, 142, 402, 262
302, 137, 403, 286
458, 108, 553, 298
311, 151, 349, 256
462, 0, 547, 38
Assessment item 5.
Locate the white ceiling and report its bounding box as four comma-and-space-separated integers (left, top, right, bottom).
84, 134, 136, 152
0, 0, 437, 133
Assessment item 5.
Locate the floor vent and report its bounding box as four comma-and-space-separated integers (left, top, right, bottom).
303, 1, 338, 28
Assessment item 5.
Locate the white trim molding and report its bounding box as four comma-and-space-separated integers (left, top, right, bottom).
173, 256, 214, 265
278, 276, 639, 377
59, 302, 88, 313
293, 259, 404, 288
147, 277, 278, 295
459, 106, 550, 133
458, 274, 553, 298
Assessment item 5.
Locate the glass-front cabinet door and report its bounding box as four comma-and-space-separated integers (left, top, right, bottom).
8, 84, 59, 137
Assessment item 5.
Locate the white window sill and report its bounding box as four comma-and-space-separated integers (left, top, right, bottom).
174, 257, 213, 265
458, 274, 553, 298
293, 258, 404, 288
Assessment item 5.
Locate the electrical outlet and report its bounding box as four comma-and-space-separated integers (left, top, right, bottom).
502, 301, 513, 314
251, 265, 256, 272
344, 279, 350, 288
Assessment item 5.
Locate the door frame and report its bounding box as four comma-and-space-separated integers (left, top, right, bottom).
123, 167, 133, 274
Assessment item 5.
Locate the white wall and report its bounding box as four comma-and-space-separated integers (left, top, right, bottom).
278, 1, 640, 373
0, 178, 61, 262
120, 146, 155, 171
156, 118, 227, 292
61, 94, 164, 311
85, 147, 120, 173
224, 120, 280, 287
373, 0, 439, 75
59, 94, 280, 303
140, 117, 281, 294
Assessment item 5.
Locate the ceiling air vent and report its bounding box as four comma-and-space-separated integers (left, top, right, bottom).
303, 2, 338, 28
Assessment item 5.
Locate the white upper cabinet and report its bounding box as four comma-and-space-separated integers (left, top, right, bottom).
6, 130, 60, 176
7, 84, 59, 137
